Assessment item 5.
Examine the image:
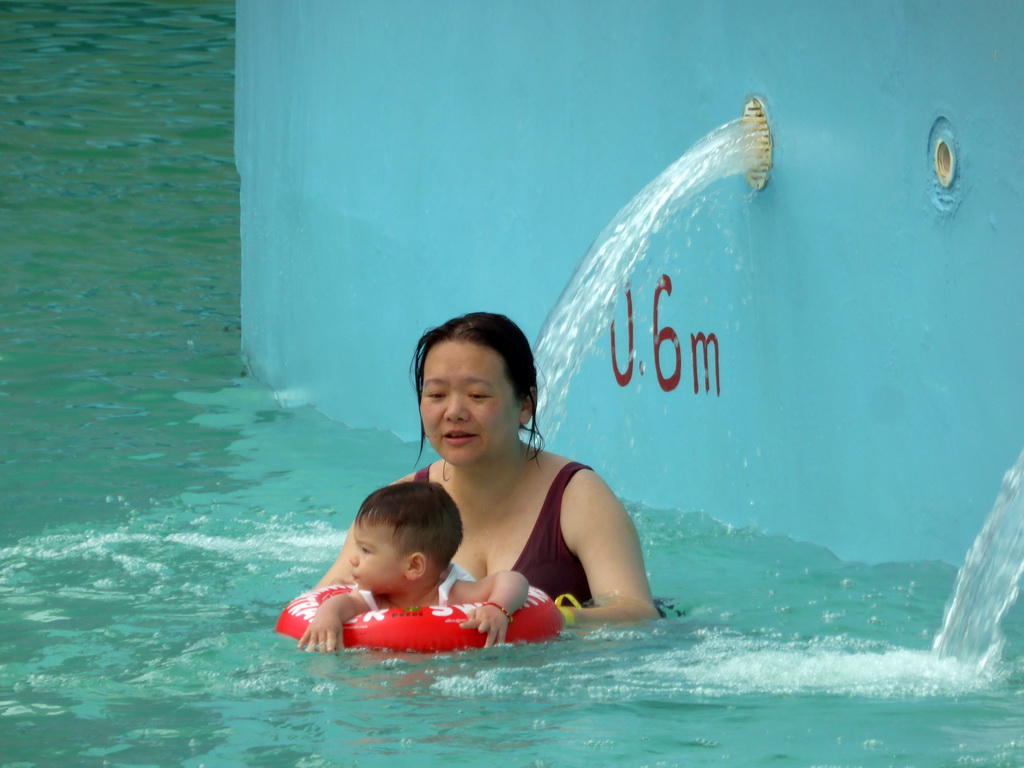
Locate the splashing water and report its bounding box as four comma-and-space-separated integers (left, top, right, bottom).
933, 448, 1024, 671
534, 117, 765, 434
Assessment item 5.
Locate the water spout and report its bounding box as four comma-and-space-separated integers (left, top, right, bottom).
742, 97, 773, 190
535, 99, 772, 435
933, 448, 1024, 672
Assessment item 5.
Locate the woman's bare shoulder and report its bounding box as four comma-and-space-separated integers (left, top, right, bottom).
532, 449, 575, 476
535, 451, 606, 487
563, 463, 618, 503
392, 462, 436, 484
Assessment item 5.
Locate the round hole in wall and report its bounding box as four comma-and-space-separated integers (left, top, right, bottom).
934, 138, 955, 188
927, 117, 961, 214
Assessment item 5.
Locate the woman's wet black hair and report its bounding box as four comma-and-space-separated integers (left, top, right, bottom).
411, 312, 543, 461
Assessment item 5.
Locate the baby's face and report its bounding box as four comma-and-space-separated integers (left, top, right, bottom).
349, 522, 408, 595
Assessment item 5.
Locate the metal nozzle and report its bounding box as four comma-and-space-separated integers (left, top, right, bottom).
742, 97, 773, 190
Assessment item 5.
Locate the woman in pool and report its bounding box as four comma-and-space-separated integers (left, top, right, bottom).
316, 312, 658, 625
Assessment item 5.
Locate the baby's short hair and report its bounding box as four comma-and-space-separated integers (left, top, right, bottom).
354, 482, 462, 567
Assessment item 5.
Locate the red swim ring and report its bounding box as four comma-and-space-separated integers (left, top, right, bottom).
275, 584, 564, 652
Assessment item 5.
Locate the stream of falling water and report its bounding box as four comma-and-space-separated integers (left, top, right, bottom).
534, 117, 765, 436
933, 447, 1024, 671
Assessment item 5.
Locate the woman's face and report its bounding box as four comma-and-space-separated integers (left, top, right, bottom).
420, 340, 532, 466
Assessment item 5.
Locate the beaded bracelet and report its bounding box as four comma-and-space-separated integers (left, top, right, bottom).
481, 602, 514, 623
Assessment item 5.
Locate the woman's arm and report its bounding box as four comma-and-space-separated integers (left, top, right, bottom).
559, 469, 659, 625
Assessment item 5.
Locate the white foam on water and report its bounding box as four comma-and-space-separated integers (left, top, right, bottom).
673, 632, 992, 698
431, 630, 996, 702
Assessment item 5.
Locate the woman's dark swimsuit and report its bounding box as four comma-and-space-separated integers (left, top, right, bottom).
413, 462, 592, 602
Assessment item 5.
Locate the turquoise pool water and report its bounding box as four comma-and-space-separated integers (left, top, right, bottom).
4, 3, 1024, 766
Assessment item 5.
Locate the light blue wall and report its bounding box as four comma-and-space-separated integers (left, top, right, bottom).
236, 1, 1024, 565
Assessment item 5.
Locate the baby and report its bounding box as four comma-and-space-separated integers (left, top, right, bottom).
299, 482, 528, 652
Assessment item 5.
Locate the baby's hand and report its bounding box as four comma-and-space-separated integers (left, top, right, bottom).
298, 618, 342, 654
460, 603, 512, 648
